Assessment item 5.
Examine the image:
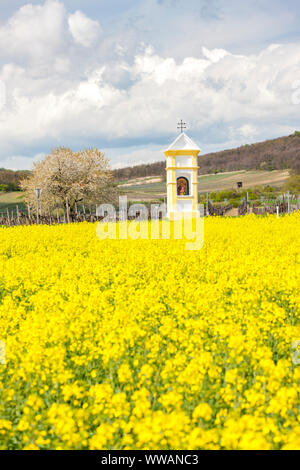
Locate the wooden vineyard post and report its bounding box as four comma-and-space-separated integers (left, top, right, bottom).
6, 208, 10, 226
16, 205, 20, 225
206, 192, 209, 217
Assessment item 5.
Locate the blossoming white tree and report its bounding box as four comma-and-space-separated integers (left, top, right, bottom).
21, 147, 117, 220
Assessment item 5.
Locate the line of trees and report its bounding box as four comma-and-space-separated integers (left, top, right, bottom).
0, 183, 20, 192
0, 169, 30, 191
1, 131, 300, 191
114, 161, 165, 181
198, 131, 300, 174
113, 131, 300, 180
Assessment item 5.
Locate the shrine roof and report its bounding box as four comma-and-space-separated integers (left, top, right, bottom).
165, 132, 200, 152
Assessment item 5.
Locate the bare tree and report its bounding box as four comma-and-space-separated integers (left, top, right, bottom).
21, 147, 117, 215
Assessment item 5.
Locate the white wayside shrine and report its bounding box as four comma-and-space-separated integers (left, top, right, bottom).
164, 132, 201, 220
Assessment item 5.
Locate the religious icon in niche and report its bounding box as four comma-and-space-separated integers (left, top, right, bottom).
177, 177, 189, 196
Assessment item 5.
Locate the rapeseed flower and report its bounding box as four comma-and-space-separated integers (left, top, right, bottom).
0, 214, 299, 449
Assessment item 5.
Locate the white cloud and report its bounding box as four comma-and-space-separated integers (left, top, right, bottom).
202, 47, 231, 63
0, 1, 300, 169
68, 10, 101, 47
238, 124, 258, 138
132, 45, 209, 85
0, 0, 66, 60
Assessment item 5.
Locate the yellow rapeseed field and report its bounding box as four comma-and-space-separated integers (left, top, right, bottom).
0, 214, 299, 450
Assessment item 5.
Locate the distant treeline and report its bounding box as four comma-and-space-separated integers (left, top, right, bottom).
0, 168, 31, 191
113, 131, 300, 180
1, 131, 300, 188
198, 131, 300, 174
114, 161, 166, 181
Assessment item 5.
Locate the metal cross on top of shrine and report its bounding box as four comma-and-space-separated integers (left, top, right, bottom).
177, 120, 186, 133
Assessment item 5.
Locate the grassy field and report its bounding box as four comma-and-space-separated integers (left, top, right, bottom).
198, 169, 290, 193
118, 170, 290, 201
0, 192, 26, 214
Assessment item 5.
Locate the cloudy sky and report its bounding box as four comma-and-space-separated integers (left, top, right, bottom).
1, 0, 300, 170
